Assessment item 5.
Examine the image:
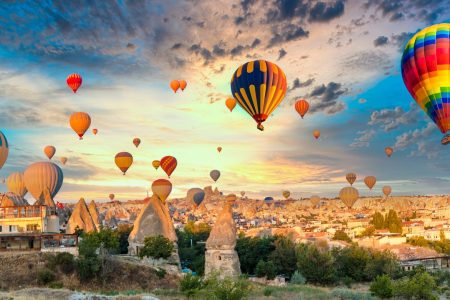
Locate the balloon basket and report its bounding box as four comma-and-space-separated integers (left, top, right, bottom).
441, 134, 450, 145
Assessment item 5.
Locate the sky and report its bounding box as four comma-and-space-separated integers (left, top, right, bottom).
0, 0, 450, 203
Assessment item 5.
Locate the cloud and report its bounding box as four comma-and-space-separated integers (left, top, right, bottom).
290, 78, 315, 91
350, 129, 376, 148
308, 1, 345, 23
394, 122, 434, 150
268, 23, 309, 48
368, 105, 419, 131
391, 32, 413, 51
308, 82, 348, 115
373, 36, 389, 47
278, 48, 287, 60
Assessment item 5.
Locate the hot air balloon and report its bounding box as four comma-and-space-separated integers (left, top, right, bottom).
230, 60, 287, 131
264, 196, 274, 205
66, 73, 82, 93
170, 80, 180, 93
151, 179, 172, 203
295, 99, 309, 119
310, 195, 321, 207
92, 128, 98, 135
70, 112, 91, 140
109, 193, 115, 201
313, 130, 321, 139
240, 191, 245, 197
225, 98, 237, 112
282, 190, 290, 199
152, 160, 160, 170
0, 131, 9, 170
133, 138, 141, 148
364, 176, 376, 190
179, 80, 187, 91
210, 169, 221, 182
191, 188, 205, 207
217, 146, 222, 153
6, 172, 27, 198
160, 156, 177, 178
44, 146, 56, 160
385, 147, 393, 158
115, 152, 133, 175
24, 162, 63, 202
346, 173, 357, 186
401, 24, 450, 145
339, 187, 359, 209
382, 186, 392, 197
60, 157, 68, 165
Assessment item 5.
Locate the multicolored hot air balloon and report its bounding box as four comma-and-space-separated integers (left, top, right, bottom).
133, 138, 141, 148
385, 147, 393, 158
264, 196, 274, 205
170, 80, 180, 93
160, 156, 177, 178
210, 169, 221, 182
24, 162, 63, 202
226, 98, 237, 112
364, 176, 376, 190
115, 152, 133, 175
44, 146, 56, 160
0, 131, 9, 170
66, 73, 82, 93
109, 193, 115, 201
92, 128, 98, 135
151, 179, 172, 203
295, 99, 309, 119
382, 186, 392, 197
60, 157, 68, 165
346, 173, 357, 186
70, 112, 91, 140
152, 160, 160, 170
313, 130, 320, 139
282, 190, 290, 199
339, 187, 359, 209
230, 60, 287, 131
179, 80, 187, 91
401, 24, 450, 145
217, 146, 222, 153
6, 172, 27, 198
310, 195, 321, 207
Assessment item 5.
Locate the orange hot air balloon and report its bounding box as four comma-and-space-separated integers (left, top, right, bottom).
170, 80, 180, 93
152, 179, 172, 203
339, 187, 359, 209
44, 146, 56, 160
179, 80, 187, 91
152, 160, 160, 170
364, 176, 376, 190
313, 130, 320, 139
217, 146, 222, 153
282, 190, 290, 199
160, 156, 177, 178
60, 157, 68, 165
133, 138, 141, 148
109, 193, 115, 201
66, 73, 82, 93
115, 152, 133, 175
70, 112, 91, 140
295, 99, 309, 119
92, 128, 98, 135
346, 173, 357, 186
225, 98, 237, 112
310, 195, 321, 207
382, 186, 392, 197
385, 147, 393, 158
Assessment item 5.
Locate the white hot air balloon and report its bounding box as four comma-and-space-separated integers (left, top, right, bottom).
6, 172, 27, 198
24, 162, 63, 205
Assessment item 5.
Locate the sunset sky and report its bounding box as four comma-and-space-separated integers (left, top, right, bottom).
0, 1, 450, 202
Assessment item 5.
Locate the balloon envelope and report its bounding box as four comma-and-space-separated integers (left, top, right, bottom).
152, 160, 160, 170
109, 193, 115, 201
364, 176, 376, 190
44, 145, 56, 160
217, 146, 222, 153
70, 112, 91, 140
170, 80, 180, 93
191, 188, 205, 207
60, 157, 68, 165
346, 173, 357, 186
310, 195, 320, 207
66, 73, 82, 93
24, 162, 63, 202
313, 130, 320, 139
115, 152, 133, 175
210, 169, 221, 182
160, 156, 177, 178
339, 187, 359, 209
152, 179, 172, 203
264, 196, 274, 204
225, 98, 237, 112
385, 147, 393, 157
0, 131, 9, 170
179, 80, 187, 91
282, 190, 290, 199
6, 172, 27, 198
382, 186, 392, 197
295, 99, 309, 118
93, 128, 98, 135
133, 138, 141, 148
230, 60, 287, 131
240, 191, 245, 197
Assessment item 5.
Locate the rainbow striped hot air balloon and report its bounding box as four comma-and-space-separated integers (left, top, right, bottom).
401, 23, 450, 145
230, 60, 287, 131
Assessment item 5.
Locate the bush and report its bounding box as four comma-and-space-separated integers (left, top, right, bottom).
37, 268, 56, 285
55, 252, 75, 274
290, 270, 306, 285
205, 274, 250, 300
180, 273, 204, 297
333, 230, 352, 243
330, 288, 374, 300
155, 267, 167, 279
255, 260, 276, 280
263, 287, 273, 296
296, 243, 337, 285
393, 271, 438, 300
139, 235, 174, 260
48, 281, 64, 289
76, 256, 101, 282
370, 275, 393, 298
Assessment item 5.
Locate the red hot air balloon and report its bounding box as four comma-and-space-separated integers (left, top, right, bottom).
133, 138, 141, 148
66, 73, 82, 93
160, 156, 177, 178
295, 99, 309, 119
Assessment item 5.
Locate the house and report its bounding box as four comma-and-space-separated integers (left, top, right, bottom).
383, 244, 450, 271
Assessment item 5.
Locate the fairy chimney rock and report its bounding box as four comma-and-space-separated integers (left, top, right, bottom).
66, 198, 97, 234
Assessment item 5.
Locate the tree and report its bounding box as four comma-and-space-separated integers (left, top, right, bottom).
296, 243, 337, 285
370, 275, 393, 298
393, 270, 438, 300
334, 245, 370, 282
255, 260, 276, 280
269, 235, 297, 278
333, 230, 352, 243
139, 235, 174, 259
177, 222, 211, 275
372, 212, 385, 229
364, 249, 401, 280
385, 210, 402, 233
361, 226, 376, 237
236, 235, 275, 275
116, 224, 133, 254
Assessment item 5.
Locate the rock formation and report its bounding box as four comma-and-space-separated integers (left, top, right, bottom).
66, 198, 97, 234
0, 192, 29, 206
104, 201, 131, 221
204, 194, 241, 278
34, 189, 56, 208
88, 200, 101, 230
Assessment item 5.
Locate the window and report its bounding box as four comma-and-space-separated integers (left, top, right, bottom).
26, 224, 38, 232
9, 225, 13, 232
0, 225, 2, 232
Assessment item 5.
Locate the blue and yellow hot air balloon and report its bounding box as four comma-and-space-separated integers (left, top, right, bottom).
230, 60, 287, 131
0, 131, 9, 170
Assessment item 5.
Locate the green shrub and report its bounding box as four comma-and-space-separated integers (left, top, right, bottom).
255, 260, 276, 280
139, 235, 174, 260
55, 252, 75, 274
48, 281, 64, 289
263, 287, 273, 296
205, 274, 250, 300
330, 288, 374, 300
290, 270, 306, 285
180, 273, 204, 297
370, 274, 393, 298
155, 267, 167, 279
76, 255, 101, 282
37, 268, 56, 285
342, 276, 353, 288
393, 271, 438, 300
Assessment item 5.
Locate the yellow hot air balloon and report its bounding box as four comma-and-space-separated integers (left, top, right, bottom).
339, 187, 359, 209
310, 195, 321, 207
70, 112, 91, 140
346, 173, 357, 186
44, 145, 56, 160
60, 157, 68, 165
364, 176, 376, 190
152, 179, 172, 204
282, 190, 290, 199
382, 186, 392, 197
6, 172, 27, 198
115, 152, 133, 175
152, 160, 160, 170
225, 98, 237, 112
0, 131, 9, 170
109, 193, 115, 201
24, 162, 63, 203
